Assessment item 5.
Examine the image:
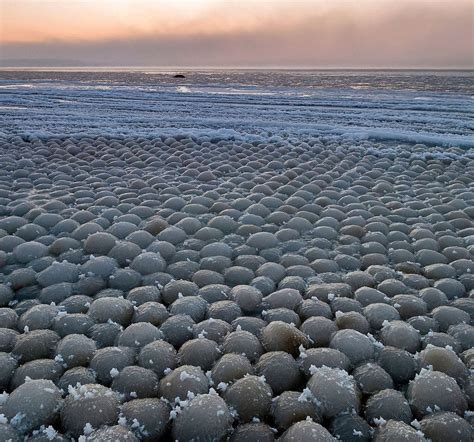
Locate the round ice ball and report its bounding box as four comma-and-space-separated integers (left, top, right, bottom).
88, 297, 134, 326
210, 353, 254, 386
352, 362, 394, 395
224, 375, 273, 422
4, 379, 62, 433
256, 351, 301, 395
418, 345, 468, 383
137, 339, 177, 378
373, 420, 424, 442
271, 391, 321, 431
229, 422, 275, 441
89, 346, 136, 385
12, 241, 48, 264
419, 411, 472, 442
177, 337, 221, 371
261, 321, 309, 356
365, 388, 412, 425
111, 365, 159, 400
329, 329, 374, 366
121, 398, 170, 441
55, 334, 97, 368
172, 393, 232, 441
159, 365, 209, 402
379, 320, 420, 353
407, 369, 467, 417
280, 420, 336, 441
307, 366, 360, 418
60, 384, 120, 437
329, 414, 371, 442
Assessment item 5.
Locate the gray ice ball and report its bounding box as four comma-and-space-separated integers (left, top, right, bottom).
172, 393, 232, 441
60, 384, 120, 437
224, 375, 273, 422
5, 379, 62, 434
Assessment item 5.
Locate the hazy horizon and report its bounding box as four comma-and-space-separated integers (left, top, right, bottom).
1, 64, 473, 71
1, 0, 473, 69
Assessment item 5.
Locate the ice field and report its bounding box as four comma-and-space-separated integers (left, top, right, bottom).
0, 69, 473, 147
0, 69, 472, 441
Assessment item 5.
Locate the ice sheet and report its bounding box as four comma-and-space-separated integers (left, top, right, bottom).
0, 69, 472, 147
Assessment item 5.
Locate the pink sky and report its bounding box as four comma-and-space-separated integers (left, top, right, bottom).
1, 0, 473, 67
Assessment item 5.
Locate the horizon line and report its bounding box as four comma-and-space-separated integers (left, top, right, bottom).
1, 65, 473, 71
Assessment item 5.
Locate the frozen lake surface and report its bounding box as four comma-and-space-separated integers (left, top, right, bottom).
0, 69, 472, 147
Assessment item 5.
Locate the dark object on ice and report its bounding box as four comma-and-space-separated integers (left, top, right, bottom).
173, 74, 185, 78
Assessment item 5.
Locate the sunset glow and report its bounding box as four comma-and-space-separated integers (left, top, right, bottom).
1, 0, 473, 67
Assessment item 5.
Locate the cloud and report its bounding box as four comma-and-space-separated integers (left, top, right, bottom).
1, 0, 473, 67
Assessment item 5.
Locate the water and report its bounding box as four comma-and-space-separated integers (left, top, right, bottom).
0, 69, 473, 146
1, 68, 473, 93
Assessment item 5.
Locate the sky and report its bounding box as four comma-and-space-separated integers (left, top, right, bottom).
1, 0, 473, 68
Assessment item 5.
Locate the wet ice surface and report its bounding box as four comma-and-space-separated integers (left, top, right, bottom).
0, 69, 473, 441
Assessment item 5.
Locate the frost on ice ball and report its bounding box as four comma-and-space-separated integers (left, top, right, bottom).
159, 365, 209, 402
306, 366, 360, 418
60, 383, 120, 437
121, 398, 170, 441
85, 425, 139, 441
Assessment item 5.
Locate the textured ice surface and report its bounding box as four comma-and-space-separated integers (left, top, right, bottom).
0, 69, 473, 148
0, 69, 472, 441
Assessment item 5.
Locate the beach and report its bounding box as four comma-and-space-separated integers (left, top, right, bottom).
0, 69, 473, 440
